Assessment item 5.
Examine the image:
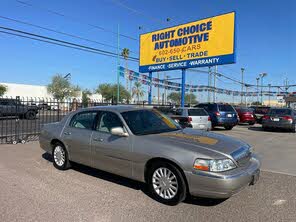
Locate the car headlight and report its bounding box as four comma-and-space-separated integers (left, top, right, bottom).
193, 158, 236, 172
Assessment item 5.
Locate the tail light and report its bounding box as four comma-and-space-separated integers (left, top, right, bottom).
262, 115, 270, 120
188, 117, 192, 122
282, 116, 293, 121
214, 112, 220, 117
208, 116, 211, 121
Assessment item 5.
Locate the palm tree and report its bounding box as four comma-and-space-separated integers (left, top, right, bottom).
132, 81, 144, 103
121, 48, 130, 91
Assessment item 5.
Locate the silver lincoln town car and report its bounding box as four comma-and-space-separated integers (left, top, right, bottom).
39, 106, 260, 205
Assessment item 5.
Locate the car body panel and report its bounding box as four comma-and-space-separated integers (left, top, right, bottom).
262, 108, 295, 130
39, 105, 260, 199
235, 107, 256, 124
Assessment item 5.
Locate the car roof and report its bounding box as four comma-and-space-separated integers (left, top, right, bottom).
78, 105, 153, 113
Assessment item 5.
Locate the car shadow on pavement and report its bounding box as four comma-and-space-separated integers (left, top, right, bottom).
42, 152, 225, 207
248, 126, 292, 133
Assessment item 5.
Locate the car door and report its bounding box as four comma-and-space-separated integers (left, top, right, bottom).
62, 111, 97, 166
91, 111, 132, 178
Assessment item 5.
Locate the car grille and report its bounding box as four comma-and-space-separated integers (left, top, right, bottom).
231, 146, 252, 167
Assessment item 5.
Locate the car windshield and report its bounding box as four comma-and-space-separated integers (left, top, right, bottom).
237, 108, 254, 112
121, 109, 181, 135
218, 105, 235, 112
188, 109, 208, 116
268, 109, 292, 116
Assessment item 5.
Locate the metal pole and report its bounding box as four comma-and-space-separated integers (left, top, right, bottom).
213, 65, 217, 102
241, 68, 245, 104
245, 86, 248, 106
157, 72, 160, 105
181, 69, 186, 107
256, 77, 260, 103
208, 67, 211, 103
148, 72, 152, 105
268, 84, 271, 106
117, 24, 120, 104
261, 77, 263, 105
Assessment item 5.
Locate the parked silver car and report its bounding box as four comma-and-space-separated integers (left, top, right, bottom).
39, 106, 260, 205
171, 107, 212, 130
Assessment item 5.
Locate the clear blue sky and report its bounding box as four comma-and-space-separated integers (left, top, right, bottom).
0, 0, 295, 101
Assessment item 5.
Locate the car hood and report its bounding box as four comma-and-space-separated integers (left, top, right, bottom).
142, 128, 249, 157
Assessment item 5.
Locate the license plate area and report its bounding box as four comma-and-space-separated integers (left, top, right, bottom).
227, 114, 233, 117
272, 118, 280, 121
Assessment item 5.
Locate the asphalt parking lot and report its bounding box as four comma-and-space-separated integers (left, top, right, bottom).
0, 124, 296, 222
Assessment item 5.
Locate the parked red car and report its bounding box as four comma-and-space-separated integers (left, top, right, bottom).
235, 107, 256, 125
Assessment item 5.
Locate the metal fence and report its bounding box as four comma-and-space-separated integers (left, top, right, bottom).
0, 96, 172, 144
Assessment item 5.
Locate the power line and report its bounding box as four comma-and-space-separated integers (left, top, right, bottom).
0, 26, 139, 62
15, 0, 137, 41
0, 15, 139, 54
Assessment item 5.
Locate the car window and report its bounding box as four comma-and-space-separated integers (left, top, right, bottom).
188, 109, 208, 116
97, 111, 123, 133
207, 104, 216, 111
268, 109, 292, 116
70, 112, 97, 130
218, 105, 235, 112
122, 109, 180, 135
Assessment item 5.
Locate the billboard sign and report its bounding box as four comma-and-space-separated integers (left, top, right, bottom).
139, 12, 236, 73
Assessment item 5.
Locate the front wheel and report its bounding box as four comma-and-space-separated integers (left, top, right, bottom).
147, 162, 187, 205
52, 143, 71, 170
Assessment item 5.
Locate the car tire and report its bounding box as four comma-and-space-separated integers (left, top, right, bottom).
52, 142, 71, 170
147, 162, 187, 205
25, 110, 36, 120
224, 126, 233, 130
291, 125, 296, 133
249, 122, 255, 126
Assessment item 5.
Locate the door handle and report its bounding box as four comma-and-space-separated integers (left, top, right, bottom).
64, 132, 71, 135
93, 138, 103, 142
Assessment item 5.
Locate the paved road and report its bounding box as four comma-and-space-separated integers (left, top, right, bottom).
1, 125, 296, 222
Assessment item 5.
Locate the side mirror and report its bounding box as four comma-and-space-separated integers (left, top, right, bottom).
111, 127, 129, 137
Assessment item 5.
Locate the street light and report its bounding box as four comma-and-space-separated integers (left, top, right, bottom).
256, 77, 260, 103
259, 73, 267, 105
241, 68, 245, 105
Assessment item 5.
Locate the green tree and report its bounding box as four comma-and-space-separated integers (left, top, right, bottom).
82, 89, 92, 107
0, 84, 7, 97
47, 74, 80, 100
96, 83, 130, 103
132, 81, 145, 103
167, 92, 197, 104
121, 48, 130, 91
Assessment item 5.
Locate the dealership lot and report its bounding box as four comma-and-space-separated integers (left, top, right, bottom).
0, 125, 296, 222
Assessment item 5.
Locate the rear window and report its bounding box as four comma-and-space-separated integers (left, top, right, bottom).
188, 109, 208, 116
238, 108, 254, 112
218, 105, 235, 112
268, 109, 292, 116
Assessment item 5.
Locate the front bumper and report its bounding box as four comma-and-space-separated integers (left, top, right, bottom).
185, 155, 260, 199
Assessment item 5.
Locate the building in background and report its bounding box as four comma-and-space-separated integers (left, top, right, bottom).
0, 82, 102, 101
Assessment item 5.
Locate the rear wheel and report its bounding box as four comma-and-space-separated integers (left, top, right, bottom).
147, 162, 187, 205
25, 110, 36, 120
291, 124, 296, 133
224, 126, 233, 130
249, 122, 255, 125
52, 142, 71, 170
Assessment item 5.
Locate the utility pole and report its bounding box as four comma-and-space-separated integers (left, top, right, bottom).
245, 85, 248, 107
241, 68, 245, 105
256, 77, 260, 104
117, 24, 120, 104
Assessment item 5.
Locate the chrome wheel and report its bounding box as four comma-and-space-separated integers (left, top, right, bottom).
152, 167, 178, 200
53, 146, 65, 167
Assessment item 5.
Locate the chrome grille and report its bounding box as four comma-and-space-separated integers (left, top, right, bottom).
231, 146, 252, 166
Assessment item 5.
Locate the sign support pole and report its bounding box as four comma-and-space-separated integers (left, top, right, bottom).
181, 69, 186, 107
117, 24, 120, 104
148, 71, 152, 104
